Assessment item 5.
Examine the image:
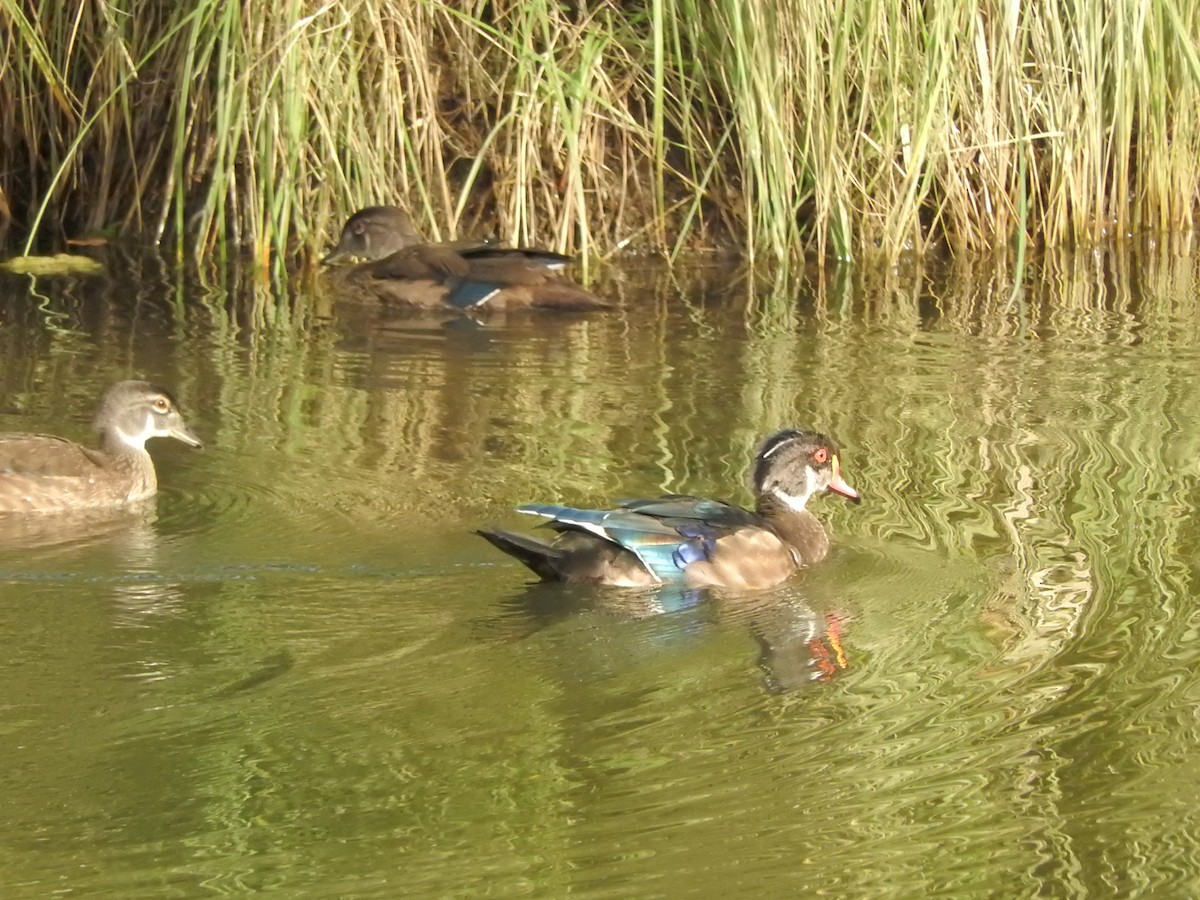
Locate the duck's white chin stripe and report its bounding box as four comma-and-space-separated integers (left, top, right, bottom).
113, 427, 146, 450
114, 413, 158, 450
770, 487, 810, 512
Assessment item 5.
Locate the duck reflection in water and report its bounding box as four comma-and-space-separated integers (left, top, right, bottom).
0, 503, 158, 553
486, 580, 854, 693
745, 593, 852, 692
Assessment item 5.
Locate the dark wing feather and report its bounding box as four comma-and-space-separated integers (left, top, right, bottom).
618, 495, 761, 528
518, 497, 762, 583
368, 245, 470, 280
460, 245, 572, 270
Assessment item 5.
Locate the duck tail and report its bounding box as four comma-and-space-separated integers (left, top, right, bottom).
476, 529, 565, 580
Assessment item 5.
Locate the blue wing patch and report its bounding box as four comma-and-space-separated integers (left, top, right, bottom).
447, 280, 502, 309
517, 502, 727, 583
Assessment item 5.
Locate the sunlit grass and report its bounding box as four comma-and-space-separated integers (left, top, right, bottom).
1, 0, 1198, 265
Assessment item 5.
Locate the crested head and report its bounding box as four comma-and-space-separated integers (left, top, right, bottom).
752, 428, 860, 512
323, 205, 423, 264
93, 381, 203, 453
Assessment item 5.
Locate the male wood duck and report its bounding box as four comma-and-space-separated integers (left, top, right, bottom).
477, 428, 861, 590
0, 380, 202, 513
322, 205, 611, 312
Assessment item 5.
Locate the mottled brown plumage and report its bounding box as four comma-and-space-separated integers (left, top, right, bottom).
0, 381, 202, 513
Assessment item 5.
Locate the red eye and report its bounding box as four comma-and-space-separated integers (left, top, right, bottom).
813, 447, 829, 464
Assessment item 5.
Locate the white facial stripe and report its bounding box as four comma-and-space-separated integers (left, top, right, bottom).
760, 437, 792, 459
771, 485, 811, 512
769, 463, 824, 512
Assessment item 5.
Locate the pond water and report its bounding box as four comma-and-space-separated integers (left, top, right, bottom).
1, 245, 1199, 897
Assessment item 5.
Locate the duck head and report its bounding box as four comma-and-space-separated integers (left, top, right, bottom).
93, 381, 203, 453
752, 428, 860, 512
322, 206, 424, 264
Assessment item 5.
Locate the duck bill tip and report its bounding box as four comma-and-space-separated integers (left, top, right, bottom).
827, 480, 861, 504
172, 427, 204, 449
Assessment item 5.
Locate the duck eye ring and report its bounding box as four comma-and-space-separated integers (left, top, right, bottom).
812, 447, 829, 464
153, 397, 170, 413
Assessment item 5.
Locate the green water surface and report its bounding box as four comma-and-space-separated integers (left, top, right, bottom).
1, 248, 1198, 897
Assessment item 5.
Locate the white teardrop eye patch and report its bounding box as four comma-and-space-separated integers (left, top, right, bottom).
152, 397, 170, 413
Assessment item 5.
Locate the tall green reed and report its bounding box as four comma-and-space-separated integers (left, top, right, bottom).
0, 0, 1197, 265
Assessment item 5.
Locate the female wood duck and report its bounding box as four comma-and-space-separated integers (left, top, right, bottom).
322, 206, 611, 312
477, 428, 861, 590
0, 380, 202, 513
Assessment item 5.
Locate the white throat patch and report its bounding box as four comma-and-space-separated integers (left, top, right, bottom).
769, 466, 821, 512
770, 486, 810, 513
113, 412, 159, 451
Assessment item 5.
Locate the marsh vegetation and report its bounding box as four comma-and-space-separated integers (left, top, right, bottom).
2, 0, 1199, 266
